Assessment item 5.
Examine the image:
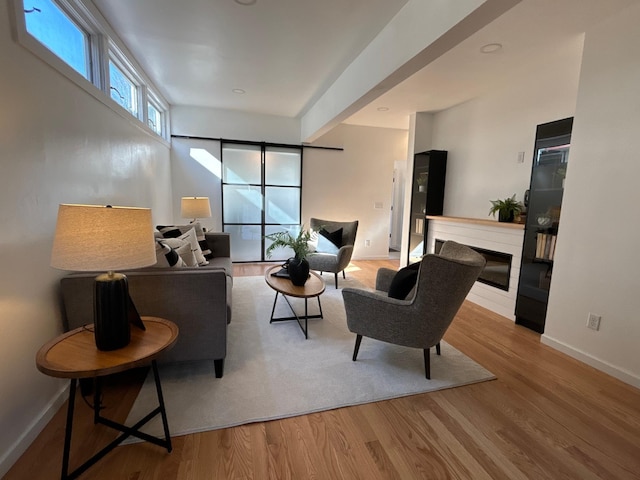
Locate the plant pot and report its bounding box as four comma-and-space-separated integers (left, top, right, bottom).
498, 210, 515, 223
287, 257, 310, 286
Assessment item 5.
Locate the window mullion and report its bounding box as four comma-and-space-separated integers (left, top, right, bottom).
92, 33, 108, 91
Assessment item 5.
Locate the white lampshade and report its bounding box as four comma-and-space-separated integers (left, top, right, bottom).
181, 196, 211, 219
51, 204, 156, 271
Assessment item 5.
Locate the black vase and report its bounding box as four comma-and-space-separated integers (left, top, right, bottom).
287, 257, 310, 286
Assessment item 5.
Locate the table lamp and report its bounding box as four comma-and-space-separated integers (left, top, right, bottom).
51, 204, 156, 351
181, 196, 211, 223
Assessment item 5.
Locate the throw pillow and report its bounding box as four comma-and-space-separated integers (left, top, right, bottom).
163, 237, 198, 267
154, 241, 186, 268
319, 227, 343, 248
316, 227, 343, 254
178, 227, 208, 266
157, 223, 213, 260
388, 262, 421, 299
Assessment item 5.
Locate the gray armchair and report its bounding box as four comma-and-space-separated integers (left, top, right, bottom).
341, 241, 486, 379
307, 218, 359, 288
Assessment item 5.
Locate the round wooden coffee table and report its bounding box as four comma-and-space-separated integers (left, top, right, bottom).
265, 265, 325, 339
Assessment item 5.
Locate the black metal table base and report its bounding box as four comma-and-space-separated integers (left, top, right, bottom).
61, 360, 171, 480
269, 292, 323, 339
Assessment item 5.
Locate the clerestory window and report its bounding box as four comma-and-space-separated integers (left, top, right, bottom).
14, 0, 170, 140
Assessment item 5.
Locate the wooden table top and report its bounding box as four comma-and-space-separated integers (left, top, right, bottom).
36, 317, 179, 379
265, 265, 325, 299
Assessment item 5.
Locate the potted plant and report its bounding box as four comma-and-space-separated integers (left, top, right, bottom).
488, 194, 524, 223
265, 227, 312, 286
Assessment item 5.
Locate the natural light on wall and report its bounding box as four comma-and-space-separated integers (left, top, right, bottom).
189, 148, 222, 178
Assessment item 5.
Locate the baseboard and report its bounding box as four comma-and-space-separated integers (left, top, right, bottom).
541, 335, 640, 389
0, 383, 68, 478
351, 254, 394, 261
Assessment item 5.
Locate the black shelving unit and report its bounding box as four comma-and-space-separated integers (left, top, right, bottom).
515, 117, 573, 333
407, 150, 447, 264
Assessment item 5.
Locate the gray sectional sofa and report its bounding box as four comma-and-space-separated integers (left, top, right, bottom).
59, 232, 233, 378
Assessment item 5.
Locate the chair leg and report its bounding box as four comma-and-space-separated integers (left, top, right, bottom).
424, 348, 431, 379
334, 273, 338, 288
342, 270, 346, 279
436, 342, 441, 356
352, 335, 363, 361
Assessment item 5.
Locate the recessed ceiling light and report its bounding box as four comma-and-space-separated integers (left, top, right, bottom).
377, 107, 389, 112
234, 0, 256, 5
232, 88, 246, 94
480, 43, 502, 54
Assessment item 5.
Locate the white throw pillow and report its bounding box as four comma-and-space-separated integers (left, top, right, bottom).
163, 238, 198, 267
153, 241, 186, 268
179, 227, 208, 266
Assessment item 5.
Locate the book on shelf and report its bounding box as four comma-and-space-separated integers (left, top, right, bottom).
535, 233, 557, 261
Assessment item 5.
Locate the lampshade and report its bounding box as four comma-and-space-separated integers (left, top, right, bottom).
51, 204, 156, 271
181, 196, 211, 220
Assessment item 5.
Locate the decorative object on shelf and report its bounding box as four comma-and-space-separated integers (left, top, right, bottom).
51, 204, 156, 350
265, 228, 312, 286
416, 174, 427, 192
536, 214, 552, 226
181, 196, 211, 224
488, 194, 524, 223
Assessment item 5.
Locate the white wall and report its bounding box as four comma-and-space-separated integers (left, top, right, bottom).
542, 3, 640, 388
168, 137, 222, 232
304, 124, 408, 260
430, 35, 583, 219
0, 3, 172, 475
172, 106, 301, 144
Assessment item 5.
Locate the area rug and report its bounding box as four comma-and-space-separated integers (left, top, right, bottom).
125, 275, 495, 439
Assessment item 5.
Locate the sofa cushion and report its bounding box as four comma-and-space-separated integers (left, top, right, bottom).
157, 223, 213, 260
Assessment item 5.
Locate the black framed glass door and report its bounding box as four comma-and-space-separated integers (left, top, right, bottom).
221, 141, 302, 262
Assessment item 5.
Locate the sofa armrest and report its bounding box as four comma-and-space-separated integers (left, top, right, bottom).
205, 232, 231, 258
60, 268, 230, 365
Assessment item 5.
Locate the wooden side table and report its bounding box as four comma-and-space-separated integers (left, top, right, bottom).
36, 316, 178, 480
265, 265, 326, 338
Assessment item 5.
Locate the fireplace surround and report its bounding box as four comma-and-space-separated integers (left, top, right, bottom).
435, 239, 512, 291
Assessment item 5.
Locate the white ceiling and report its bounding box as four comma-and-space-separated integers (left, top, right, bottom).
93, 0, 635, 132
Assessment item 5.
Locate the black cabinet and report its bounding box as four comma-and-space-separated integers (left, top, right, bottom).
407, 150, 447, 264
515, 118, 573, 333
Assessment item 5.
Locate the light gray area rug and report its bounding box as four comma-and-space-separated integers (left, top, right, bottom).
126, 275, 495, 439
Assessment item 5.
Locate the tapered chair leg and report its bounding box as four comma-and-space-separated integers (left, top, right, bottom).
335, 273, 339, 288
424, 348, 431, 379
352, 334, 363, 361
436, 342, 441, 356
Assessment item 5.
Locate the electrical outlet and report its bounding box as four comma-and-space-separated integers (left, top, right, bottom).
587, 313, 601, 331
517, 151, 525, 163
365, 239, 371, 247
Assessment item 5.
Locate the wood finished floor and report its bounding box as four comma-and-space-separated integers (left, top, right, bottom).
5, 259, 640, 479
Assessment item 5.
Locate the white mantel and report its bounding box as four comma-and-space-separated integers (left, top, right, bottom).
426, 216, 524, 320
